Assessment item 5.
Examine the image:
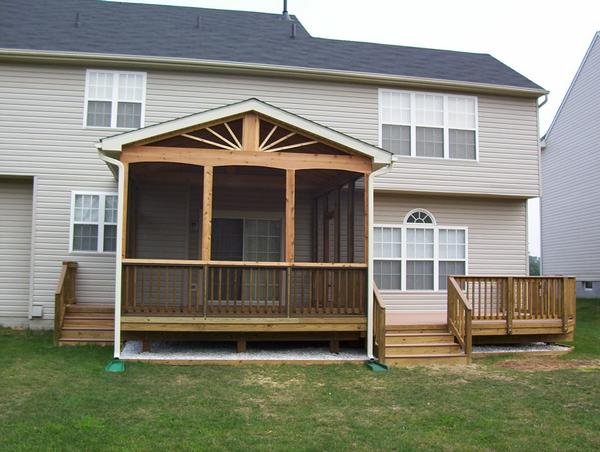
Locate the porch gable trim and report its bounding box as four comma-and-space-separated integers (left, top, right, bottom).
97, 98, 392, 168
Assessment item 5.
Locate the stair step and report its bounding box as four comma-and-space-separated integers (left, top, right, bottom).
64, 315, 114, 321
63, 320, 114, 329
62, 325, 113, 331
60, 330, 114, 340
386, 326, 449, 334
385, 332, 454, 344
58, 338, 113, 346
385, 342, 461, 355
65, 304, 114, 314
385, 353, 468, 366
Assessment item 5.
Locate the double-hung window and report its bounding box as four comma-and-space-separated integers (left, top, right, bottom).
71, 192, 118, 253
84, 70, 146, 128
374, 209, 468, 292
380, 89, 478, 160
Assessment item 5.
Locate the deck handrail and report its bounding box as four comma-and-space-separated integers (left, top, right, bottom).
373, 283, 386, 363
452, 275, 576, 334
447, 276, 472, 361
121, 258, 367, 269
121, 261, 367, 318
54, 261, 78, 345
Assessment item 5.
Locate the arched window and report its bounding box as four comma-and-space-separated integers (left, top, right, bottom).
404, 209, 435, 225
374, 208, 467, 292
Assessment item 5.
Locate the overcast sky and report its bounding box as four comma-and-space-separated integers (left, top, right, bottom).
114, 0, 600, 255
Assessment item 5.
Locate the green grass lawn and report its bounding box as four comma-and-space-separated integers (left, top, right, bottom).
1, 300, 599, 451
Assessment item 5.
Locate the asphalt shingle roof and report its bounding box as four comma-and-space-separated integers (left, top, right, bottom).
0, 0, 544, 91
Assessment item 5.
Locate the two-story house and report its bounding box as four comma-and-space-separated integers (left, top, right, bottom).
0, 0, 576, 365
541, 32, 600, 298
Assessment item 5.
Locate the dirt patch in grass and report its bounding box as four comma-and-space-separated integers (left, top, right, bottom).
495, 358, 600, 372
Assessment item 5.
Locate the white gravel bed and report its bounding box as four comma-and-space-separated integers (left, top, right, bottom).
473, 342, 571, 354
121, 340, 368, 361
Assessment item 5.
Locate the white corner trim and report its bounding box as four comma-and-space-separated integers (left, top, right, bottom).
97, 152, 124, 359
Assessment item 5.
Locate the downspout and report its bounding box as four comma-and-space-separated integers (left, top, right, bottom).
366, 163, 393, 360
98, 150, 124, 359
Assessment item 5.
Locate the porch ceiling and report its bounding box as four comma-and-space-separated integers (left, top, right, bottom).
97, 98, 391, 170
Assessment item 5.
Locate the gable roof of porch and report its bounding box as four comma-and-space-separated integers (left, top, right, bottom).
97, 98, 392, 170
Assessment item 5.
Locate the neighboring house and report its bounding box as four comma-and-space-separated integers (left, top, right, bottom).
541, 32, 600, 298
0, 0, 576, 365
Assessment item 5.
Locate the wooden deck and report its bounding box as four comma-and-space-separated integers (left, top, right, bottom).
374, 276, 577, 366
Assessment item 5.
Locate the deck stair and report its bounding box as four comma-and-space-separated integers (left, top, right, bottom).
382, 323, 468, 366
58, 304, 114, 346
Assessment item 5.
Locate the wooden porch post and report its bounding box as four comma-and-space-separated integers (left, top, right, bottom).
363, 173, 369, 265
201, 166, 213, 260
347, 180, 355, 263
285, 169, 296, 262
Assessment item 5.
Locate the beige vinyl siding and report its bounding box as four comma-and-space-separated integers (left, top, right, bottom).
375, 94, 540, 197
375, 193, 528, 311
541, 35, 600, 280
0, 62, 538, 322
0, 179, 33, 324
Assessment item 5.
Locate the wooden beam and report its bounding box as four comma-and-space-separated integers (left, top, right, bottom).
323, 194, 329, 262
347, 180, 355, 263
312, 198, 319, 262
205, 127, 240, 150
224, 121, 242, 149
259, 125, 278, 150
121, 146, 372, 173
201, 166, 213, 260
285, 169, 296, 262
335, 188, 341, 262
261, 131, 296, 151
181, 133, 236, 150
363, 174, 369, 265
265, 140, 318, 153
242, 112, 260, 151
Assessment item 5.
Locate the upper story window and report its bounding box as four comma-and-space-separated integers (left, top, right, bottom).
70, 192, 118, 253
84, 70, 146, 129
380, 89, 478, 160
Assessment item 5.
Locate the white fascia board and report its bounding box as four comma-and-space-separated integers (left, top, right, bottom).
98, 98, 392, 167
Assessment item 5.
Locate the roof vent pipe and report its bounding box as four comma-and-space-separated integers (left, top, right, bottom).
290, 22, 297, 39
196, 15, 201, 29
75, 12, 80, 28
282, 0, 290, 20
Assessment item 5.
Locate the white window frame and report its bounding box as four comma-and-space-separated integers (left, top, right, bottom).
378, 88, 479, 162
583, 281, 593, 291
375, 210, 468, 293
373, 224, 403, 290
69, 191, 118, 254
83, 69, 147, 130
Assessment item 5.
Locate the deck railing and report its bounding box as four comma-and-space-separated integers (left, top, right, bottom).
452, 276, 576, 333
447, 277, 472, 360
54, 261, 77, 345
121, 259, 367, 317
373, 284, 386, 363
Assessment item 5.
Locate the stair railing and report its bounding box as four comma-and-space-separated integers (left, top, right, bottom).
373, 283, 386, 363
447, 276, 472, 363
54, 261, 78, 345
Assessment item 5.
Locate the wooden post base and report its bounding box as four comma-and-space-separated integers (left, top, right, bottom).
236, 339, 247, 353
329, 339, 340, 354
142, 339, 151, 353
